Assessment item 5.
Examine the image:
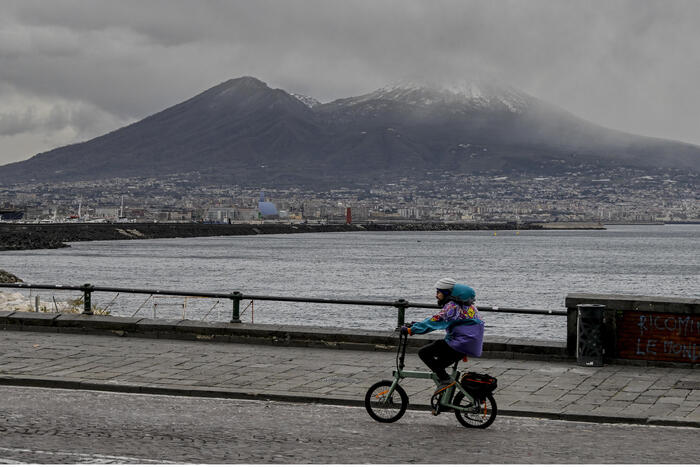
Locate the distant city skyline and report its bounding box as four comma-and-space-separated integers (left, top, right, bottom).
1, 0, 700, 166
4, 167, 697, 224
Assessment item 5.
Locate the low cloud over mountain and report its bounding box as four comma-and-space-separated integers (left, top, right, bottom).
1, 76, 698, 187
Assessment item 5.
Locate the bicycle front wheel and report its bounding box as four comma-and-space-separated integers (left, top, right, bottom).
364, 380, 408, 423
453, 392, 497, 428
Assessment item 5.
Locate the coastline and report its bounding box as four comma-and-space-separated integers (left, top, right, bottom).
0, 220, 603, 251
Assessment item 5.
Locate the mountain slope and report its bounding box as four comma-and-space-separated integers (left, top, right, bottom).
0, 77, 325, 182
0, 76, 698, 186
317, 83, 699, 174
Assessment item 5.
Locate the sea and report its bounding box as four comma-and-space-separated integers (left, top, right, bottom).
1, 224, 698, 341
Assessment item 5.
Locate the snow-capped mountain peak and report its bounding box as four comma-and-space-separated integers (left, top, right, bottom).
354, 78, 532, 113
290, 93, 321, 108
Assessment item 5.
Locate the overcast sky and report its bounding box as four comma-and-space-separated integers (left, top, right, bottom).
1, 0, 699, 165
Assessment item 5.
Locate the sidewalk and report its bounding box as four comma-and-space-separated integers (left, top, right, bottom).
0, 328, 698, 427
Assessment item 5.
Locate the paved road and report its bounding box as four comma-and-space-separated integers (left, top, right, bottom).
1, 330, 699, 427
0, 386, 698, 464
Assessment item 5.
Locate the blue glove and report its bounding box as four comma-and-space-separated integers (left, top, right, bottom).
400, 325, 410, 336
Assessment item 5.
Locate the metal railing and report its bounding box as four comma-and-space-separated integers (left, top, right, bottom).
0, 282, 567, 328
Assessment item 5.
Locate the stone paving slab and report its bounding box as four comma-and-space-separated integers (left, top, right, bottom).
0, 329, 698, 427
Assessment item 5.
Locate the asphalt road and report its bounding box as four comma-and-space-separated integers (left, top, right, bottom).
0, 386, 697, 464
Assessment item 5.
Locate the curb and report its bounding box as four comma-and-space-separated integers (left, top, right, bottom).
1, 376, 697, 429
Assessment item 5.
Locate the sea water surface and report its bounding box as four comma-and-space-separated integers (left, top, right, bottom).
1, 224, 698, 340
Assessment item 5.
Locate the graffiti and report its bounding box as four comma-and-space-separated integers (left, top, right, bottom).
635, 338, 657, 356
637, 314, 700, 337
620, 312, 700, 363
663, 341, 699, 361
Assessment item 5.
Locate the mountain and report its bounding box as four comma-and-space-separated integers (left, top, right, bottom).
0, 77, 325, 185
314, 80, 699, 176
1, 76, 698, 187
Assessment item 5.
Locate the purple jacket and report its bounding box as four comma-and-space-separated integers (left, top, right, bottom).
410, 301, 485, 357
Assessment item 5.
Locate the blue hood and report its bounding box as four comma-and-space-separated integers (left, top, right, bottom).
451, 283, 475, 302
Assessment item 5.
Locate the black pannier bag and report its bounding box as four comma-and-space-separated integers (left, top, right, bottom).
461, 371, 498, 398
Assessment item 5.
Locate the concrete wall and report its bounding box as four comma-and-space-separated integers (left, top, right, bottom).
0, 311, 568, 360
566, 294, 700, 365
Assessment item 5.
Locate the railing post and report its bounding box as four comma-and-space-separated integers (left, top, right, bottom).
395, 299, 408, 329
230, 291, 242, 323
82, 283, 93, 315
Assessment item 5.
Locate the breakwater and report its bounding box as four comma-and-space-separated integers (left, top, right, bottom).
0, 221, 550, 251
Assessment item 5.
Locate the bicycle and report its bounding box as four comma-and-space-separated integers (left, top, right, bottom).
364, 330, 497, 428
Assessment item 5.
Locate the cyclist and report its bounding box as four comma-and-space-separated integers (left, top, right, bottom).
402, 277, 485, 395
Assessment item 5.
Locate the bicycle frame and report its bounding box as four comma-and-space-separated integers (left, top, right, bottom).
387, 332, 478, 411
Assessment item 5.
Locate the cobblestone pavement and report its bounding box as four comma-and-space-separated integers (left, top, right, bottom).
0, 330, 699, 427
0, 386, 698, 464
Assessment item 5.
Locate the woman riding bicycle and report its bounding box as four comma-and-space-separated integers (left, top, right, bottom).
402, 277, 485, 395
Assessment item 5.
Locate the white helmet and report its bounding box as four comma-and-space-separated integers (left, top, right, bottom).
434, 277, 457, 291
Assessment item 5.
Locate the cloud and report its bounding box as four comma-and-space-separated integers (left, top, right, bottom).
0, 87, 128, 136
0, 85, 132, 162
1, 0, 700, 165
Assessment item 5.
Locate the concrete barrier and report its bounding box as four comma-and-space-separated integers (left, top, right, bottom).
0, 310, 568, 361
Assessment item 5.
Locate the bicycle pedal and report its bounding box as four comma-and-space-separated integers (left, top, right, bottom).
430, 393, 441, 415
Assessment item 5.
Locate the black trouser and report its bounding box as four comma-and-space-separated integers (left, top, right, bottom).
418, 339, 464, 381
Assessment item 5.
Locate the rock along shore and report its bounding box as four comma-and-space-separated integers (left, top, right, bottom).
0, 220, 602, 251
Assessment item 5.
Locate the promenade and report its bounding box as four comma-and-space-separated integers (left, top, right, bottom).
0, 325, 699, 428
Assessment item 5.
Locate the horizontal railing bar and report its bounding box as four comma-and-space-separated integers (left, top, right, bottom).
383, 302, 567, 315
0, 283, 234, 300
0, 282, 567, 315
245, 294, 414, 307
478, 306, 567, 316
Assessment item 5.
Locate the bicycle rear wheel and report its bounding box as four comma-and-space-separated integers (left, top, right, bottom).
364, 380, 408, 423
453, 392, 497, 428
